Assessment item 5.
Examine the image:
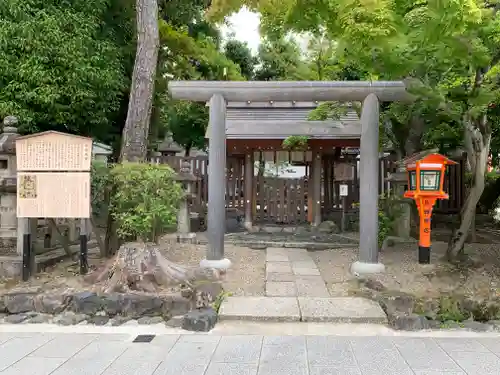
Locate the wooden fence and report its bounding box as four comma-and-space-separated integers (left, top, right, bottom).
152, 153, 466, 221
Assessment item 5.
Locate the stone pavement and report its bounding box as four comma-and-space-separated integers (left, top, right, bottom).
2, 331, 500, 374
219, 247, 386, 324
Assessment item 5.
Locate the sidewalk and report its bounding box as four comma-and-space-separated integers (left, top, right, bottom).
1, 328, 500, 374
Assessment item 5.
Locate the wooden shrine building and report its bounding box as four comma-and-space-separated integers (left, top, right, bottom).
206, 100, 362, 229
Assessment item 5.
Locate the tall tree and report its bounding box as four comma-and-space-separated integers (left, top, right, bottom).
120, 0, 160, 162
254, 37, 311, 80
154, 22, 244, 154
224, 39, 257, 79
0, 0, 130, 142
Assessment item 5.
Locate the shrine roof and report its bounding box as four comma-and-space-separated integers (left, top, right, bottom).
205, 101, 361, 140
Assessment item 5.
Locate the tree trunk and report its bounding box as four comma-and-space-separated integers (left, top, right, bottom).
120, 0, 160, 162
447, 118, 491, 261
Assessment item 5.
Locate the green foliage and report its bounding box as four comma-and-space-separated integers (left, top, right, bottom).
224, 39, 257, 80
162, 102, 208, 155
437, 296, 470, 322
282, 135, 309, 150
212, 290, 233, 312
153, 21, 245, 152
109, 163, 183, 242
0, 0, 129, 141
254, 37, 311, 81
90, 161, 112, 220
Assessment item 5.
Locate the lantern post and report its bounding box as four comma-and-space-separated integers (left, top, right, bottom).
403, 153, 457, 264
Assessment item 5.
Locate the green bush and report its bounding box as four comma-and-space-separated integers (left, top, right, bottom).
91, 161, 183, 243
109, 162, 183, 242
90, 161, 111, 221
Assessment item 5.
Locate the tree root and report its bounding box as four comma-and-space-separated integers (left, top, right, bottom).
85, 242, 222, 303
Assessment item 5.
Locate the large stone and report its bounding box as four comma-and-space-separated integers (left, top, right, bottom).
219, 296, 300, 322
34, 293, 71, 314
53, 311, 88, 325
119, 293, 164, 318
27, 313, 53, 324
71, 291, 103, 315
298, 297, 387, 323
316, 221, 340, 234
388, 313, 430, 331
182, 307, 217, 332
161, 294, 191, 318
4, 313, 29, 324
87, 316, 110, 326
4, 293, 36, 313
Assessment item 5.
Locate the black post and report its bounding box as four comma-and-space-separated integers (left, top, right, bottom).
79, 232, 88, 274
22, 233, 31, 281
341, 195, 347, 232
418, 246, 431, 264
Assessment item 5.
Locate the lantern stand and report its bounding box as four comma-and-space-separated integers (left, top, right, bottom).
403, 153, 457, 264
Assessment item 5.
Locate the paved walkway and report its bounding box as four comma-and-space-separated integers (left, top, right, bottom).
219, 248, 386, 323
265, 247, 329, 297
1, 330, 500, 374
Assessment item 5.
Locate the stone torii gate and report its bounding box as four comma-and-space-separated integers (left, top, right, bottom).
168, 81, 412, 275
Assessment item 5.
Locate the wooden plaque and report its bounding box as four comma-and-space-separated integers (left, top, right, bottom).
16, 131, 92, 172
17, 172, 90, 218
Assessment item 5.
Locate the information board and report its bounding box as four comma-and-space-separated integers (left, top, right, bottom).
16, 131, 92, 218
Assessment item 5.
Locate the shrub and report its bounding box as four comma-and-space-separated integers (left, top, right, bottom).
108, 162, 183, 242
90, 160, 111, 221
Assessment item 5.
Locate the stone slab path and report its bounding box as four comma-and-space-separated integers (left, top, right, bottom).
219, 247, 387, 324
2, 331, 499, 375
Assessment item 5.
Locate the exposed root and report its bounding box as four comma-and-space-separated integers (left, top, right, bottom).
85, 242, 222, 300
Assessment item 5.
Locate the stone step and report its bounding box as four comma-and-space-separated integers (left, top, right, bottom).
218, 296, 387, 324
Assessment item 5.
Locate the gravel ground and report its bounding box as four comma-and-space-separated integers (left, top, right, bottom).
311, 240, 500, 298
165, 242, 266, 296
0, 241, 266, 297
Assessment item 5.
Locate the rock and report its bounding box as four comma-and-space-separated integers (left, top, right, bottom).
137, 316, 164, 325
388, 313, 430, 331
27, 313, 53, 324
34, 293, 71, 314
71, 292, 103, 315
413, 298, 440, 320
87, 316, 110, 326
362, 279, 386, 292
462, 321, 494, 332
101, 293, 125, 316
4, 313, 29, 324
110, 315, 131, 326
120, 294, 164, 318
488, 319, 500, 330
316, 221, 339, 234
54, 312, 88, 326
182, 307, 217, 332
165, 315, 184, 328
4, 293, 36, 314
161, 294, 191, 318
441, 320, 464, 329
378, 294, 415, 315
0, 296, 6, 313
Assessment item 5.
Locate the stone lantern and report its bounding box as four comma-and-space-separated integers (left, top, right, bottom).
174, 159, 198, 243
0, 116, 21, 276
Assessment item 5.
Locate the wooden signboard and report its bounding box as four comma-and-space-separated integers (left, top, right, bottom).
16, 131, 92, 218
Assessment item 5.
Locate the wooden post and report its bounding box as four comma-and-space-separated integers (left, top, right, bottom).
312, 150, 322, 226
244, 151, 254, 230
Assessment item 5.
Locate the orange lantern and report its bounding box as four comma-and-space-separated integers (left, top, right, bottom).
403, 153, 457, 264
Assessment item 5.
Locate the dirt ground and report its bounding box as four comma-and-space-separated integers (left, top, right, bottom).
0, 240, 266, 296
310, 240, 500, 299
